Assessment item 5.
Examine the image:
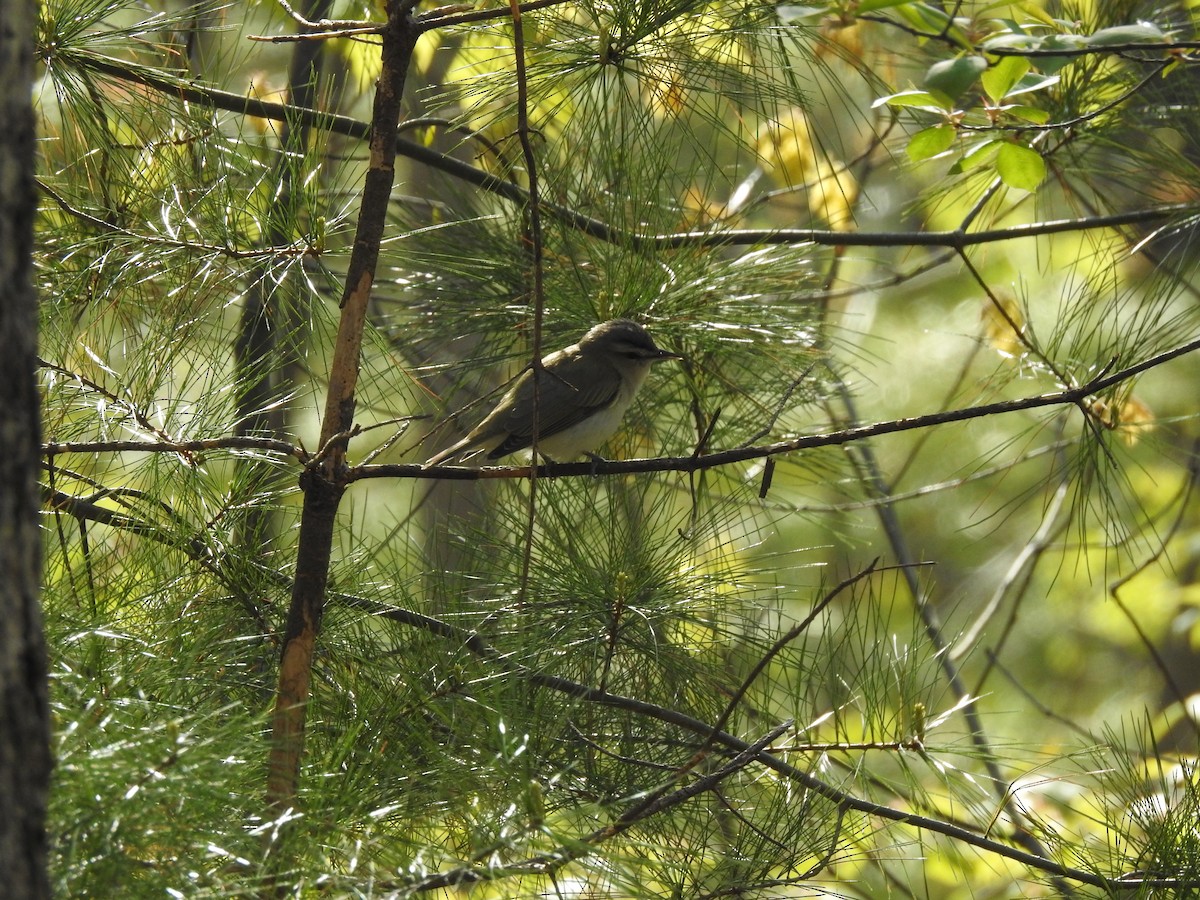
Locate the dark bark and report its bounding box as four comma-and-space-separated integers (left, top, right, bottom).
0, 0, 52, 895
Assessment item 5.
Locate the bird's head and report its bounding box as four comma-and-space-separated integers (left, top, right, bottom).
580, 319, 682, 374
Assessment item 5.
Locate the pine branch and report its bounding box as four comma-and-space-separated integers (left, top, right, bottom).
359, 596, 1198, 893
66, 54, 1198, 254
359, 333, 1200, 481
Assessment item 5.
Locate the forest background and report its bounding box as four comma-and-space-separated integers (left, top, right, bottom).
8, 0, 1200, 894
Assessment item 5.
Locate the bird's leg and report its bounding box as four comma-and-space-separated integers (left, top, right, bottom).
533, 450, 560, 474
583, 451, 607, 476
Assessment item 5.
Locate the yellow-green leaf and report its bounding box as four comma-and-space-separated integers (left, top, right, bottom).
1006, 105, 1051, 124
949, 138, 1000, 173
1086, 23, 1168, 46
873, 89, 950, 111
907, 124, 956, 162
996, 141, 1045, 191
981, 55, 1029, 103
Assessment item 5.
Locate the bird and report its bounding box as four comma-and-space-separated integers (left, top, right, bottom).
425, 319, 680, 466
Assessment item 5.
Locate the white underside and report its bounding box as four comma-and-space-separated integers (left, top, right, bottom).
532, 396, 629, 459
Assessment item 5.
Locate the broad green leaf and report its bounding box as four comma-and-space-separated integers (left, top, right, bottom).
896, 1, 952, 32
907, 124, 956, 161
1006, 105, 1051, 124
1024, 7, 1059, 27
1086, 23, 1168, 46
948, 138, 1001, 173
982, 34, 1041, 50
1005, 72, 1060, 98
1029, 34, 1089, 74
873, 89, 950, 111
924, 56, 988, 100
981, 55, 1029, 103
996, 141, 1046, 190
895, 3, 973, 47
857, 0, 920, 13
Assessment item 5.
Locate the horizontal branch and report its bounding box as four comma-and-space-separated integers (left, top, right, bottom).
414, 0, 571, 31
357, 334, 1200, 482
987, 39, 1200, 58
39, 334, 1199, 474
42, 436, 307, 461
70, 52, 1196, 254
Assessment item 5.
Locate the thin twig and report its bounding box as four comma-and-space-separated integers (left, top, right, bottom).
37, 179, 314, 259
696, 562, 880, 761
43, 436, 308, 461
953, 467, 1071, 662
1108, 441, 1200, 744
508, 0, 546, 606
414, 0, 571, 32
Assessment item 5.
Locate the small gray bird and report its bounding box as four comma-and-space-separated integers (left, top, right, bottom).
425, 319, 680, 465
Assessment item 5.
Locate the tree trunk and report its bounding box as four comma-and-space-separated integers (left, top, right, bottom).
0, 0, 53, 895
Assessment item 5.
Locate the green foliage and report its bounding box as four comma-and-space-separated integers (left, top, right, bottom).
33, 0, 1200, 894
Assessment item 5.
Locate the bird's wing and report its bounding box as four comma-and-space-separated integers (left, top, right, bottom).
488, 352, 620, 458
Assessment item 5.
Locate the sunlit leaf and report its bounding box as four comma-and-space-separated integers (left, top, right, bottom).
981, 294, 1026, 357
895, 2, 972, 47
1005, 105, 1052, 124
857, 0, 919, 12
981, 55, 1030, 103
1086, 23, 1169, 45
873, 89, 951, 111
996, 141, 1046, 190
808, 160, 859, 231
907, 123, 956, 161
1093, 395, 1156, 445
1005, 72, 1061, 98
948, 138, 1000, 173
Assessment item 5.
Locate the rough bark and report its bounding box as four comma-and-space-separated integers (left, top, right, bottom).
0, 0, 53, 895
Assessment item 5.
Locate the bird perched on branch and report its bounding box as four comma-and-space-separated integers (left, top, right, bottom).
425, 319, 680, 466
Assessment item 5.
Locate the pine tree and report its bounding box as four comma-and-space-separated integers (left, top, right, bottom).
35, 0, 1200, 894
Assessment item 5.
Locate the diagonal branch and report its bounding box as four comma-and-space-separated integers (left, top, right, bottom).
67, 53, 1199, 254
47, 479, 1199, 893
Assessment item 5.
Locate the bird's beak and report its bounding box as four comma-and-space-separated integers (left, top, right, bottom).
654, 349, 684, 362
